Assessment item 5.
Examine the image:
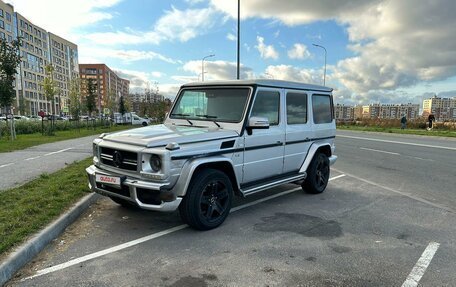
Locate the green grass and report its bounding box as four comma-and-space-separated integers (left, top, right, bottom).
0, 124, 134, 153
0, 157, 93, 256
337, 125, 456, 137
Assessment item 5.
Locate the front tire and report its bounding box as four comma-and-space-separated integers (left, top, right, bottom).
302, 152, 330, 194
179, 169, 233, 230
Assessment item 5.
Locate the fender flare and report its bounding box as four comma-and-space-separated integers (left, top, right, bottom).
299, 142, 332, 173
172, 156, 239, 197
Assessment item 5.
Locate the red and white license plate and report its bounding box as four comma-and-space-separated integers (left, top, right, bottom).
95, 174, 121, 187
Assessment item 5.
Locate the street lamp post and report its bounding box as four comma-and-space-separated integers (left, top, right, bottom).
237, 0, 240, 80
312, 43, 327, 86
202, 54, 215, 82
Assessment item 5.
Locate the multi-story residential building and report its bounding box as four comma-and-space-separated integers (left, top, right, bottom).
362, 103, 381, 119
422, 95, 456, 120
0, 0, 78, 116
129, 91, 165, 114
48, 32, 79, 114
380, 103, 420, 120
334, 104, 354, 120
79, 64, 130, 114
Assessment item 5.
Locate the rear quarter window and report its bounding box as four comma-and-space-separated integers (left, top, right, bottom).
312, 94, 333, 124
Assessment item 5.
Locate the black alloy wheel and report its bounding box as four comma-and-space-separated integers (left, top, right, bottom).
302, 152, 330, 194
179, 169, 233, 230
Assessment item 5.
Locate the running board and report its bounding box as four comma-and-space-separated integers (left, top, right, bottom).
240, 173, 307, 197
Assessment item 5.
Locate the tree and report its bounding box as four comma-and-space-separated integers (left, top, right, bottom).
68, 78, 81, 120
86, 78, 96, 116
118, 95, 126, 116
0, 37, 22, 140
43, 65, 57, 116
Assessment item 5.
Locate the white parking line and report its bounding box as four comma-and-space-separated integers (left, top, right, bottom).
43, 148, 73, 156
0, 163, 13, 169
22, 174, 346, 281
25, 156, 42, 161
401, 242, 440, 287
360, 147, 400, 155
338, 134, 456, 151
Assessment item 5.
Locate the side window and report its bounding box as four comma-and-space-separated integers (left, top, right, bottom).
286, 92, 307, 124
312, 94, 333, 124
250, 90, 280, 125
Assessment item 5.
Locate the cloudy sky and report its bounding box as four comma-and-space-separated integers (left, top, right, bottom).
6, 0, 456, 104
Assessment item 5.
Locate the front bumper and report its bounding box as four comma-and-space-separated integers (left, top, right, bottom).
86, 165, 181, 212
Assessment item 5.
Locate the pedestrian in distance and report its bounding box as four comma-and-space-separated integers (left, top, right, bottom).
400, 115, 407, 129
427, 114, 435, 130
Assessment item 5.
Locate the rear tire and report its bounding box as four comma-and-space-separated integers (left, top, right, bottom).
302, 152, 330, 194
179, 169, 233, 230
142, 122, 148, 126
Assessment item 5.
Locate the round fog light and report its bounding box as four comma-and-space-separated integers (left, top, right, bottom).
150, 155, 161, 172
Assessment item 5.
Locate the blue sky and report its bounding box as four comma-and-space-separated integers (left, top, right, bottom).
7, 0, 456, 104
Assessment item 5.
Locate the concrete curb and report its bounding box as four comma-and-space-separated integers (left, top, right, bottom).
0, 193, 100, 286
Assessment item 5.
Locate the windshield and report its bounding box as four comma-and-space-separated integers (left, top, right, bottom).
170, 88, 250, 123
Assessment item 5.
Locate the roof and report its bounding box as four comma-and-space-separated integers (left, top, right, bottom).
181, 79, 332, 92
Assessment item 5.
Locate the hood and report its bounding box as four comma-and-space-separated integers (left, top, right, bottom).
102, 124, 239, 147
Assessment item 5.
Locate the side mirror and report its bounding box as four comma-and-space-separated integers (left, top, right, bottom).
246, 116, 269, 135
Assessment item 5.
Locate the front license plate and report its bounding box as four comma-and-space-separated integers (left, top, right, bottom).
96, 174, 121, 187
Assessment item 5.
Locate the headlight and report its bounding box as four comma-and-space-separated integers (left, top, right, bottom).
149, 155, 161, 172
93, 143, 98, 157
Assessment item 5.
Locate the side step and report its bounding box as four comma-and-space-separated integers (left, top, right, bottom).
240, 173, 306, 197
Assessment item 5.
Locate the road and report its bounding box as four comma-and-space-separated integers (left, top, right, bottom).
7, 130, 456, 286
0, 135, 98, 190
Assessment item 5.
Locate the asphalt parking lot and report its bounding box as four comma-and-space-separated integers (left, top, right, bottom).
7, 131, 456, 286
8, 171, 455, 286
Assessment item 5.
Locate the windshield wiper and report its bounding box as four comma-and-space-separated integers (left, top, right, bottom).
196, 114, 217, 119
170, 113, 193, 125
196, 114, 220, 128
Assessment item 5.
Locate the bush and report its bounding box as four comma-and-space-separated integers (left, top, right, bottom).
0, 119, 106, 137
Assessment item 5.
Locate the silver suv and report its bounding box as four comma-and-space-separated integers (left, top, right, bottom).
86, 80, 337, 230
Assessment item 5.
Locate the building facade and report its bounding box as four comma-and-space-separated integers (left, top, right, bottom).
335, 103, 420, 120
334, 104, 354, 120
79, 64, 130, 114
422, 95, 456, 121
0, 0, 78, 116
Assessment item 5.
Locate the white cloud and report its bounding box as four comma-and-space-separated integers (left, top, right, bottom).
263, 65, 321, 83
183, 60, 254, 80
212, 0, 456, 95
78, 47, 177, 64
6, 0, 122, 41
226, 33, 237, 41
85, 7, 223, 45
255, 36, 279, 60
287, 43, 310, 60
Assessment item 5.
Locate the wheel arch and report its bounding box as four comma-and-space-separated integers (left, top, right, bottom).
174, 157, 241, 197
299, 142, 332, 173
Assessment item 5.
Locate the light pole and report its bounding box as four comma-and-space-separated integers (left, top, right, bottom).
312, 43, 327, 86
201, 54, 215, 82
237, 0, 240, 79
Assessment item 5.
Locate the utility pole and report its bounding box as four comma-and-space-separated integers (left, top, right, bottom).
237, 0, 240, 80
312, 43, 327, 86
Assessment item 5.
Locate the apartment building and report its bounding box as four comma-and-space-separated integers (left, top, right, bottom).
334, 104, 354, 120
48, 33, 79, 114
379, 103, 420, 120
422, 95, 456, 120
79, 64, 130, 114
0, 0, 79, 116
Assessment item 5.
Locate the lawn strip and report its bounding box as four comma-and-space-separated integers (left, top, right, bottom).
0, 124, 134, 153
0, 157, 93, 256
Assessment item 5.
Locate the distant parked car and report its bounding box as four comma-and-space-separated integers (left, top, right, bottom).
13, 115, 29, 121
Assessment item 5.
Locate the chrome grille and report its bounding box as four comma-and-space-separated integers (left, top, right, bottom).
100, 147, 138, 171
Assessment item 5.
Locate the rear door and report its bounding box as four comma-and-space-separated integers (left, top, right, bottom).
284, 90, 313, 173
242, 88, 285, 184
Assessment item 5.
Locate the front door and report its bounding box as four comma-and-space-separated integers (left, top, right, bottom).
242, 88, 285, 184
